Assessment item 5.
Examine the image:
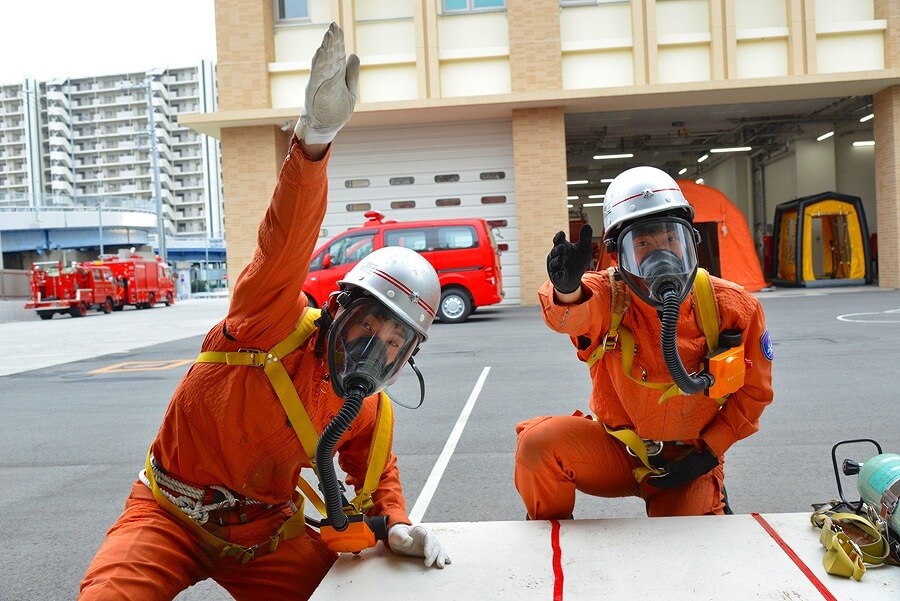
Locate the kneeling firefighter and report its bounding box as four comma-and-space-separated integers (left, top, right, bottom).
515, 166, 774, 519
80, 23, 448, 601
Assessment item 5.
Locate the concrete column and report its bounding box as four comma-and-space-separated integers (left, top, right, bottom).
508, 0, 562, 92
215, 0, 274, 111
220, 126, 290, 280
873, 87, 900, 288
512, 108, 568, 305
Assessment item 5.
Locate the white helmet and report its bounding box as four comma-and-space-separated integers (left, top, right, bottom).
337, 246, 439, 340
603, 166, 693, 244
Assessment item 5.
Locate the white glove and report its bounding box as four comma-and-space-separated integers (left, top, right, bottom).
295, 22, 360, 145
388, 524, 451, 568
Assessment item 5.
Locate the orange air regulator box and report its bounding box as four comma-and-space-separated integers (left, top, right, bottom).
704, 330, 747, 398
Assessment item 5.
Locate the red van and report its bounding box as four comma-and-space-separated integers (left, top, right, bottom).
303, 211, 504, 323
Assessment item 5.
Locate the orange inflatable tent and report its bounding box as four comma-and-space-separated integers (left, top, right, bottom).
598, 180, 767, 292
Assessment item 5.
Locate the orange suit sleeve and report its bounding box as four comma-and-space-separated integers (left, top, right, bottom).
538, 272, 608, 343
225, 135, 332, 347
700, 283, 774, 457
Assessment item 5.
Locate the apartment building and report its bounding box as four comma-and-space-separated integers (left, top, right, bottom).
0, 62, 223, 243
182, 0, 900, 300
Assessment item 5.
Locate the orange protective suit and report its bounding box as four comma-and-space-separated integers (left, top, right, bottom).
515, 269, 773, 519
80, 137, 411, 600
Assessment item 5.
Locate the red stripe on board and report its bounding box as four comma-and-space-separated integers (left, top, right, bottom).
751, 513, 837, 601
550, 519, 564, 601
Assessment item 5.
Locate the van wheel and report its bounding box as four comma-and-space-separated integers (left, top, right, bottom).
438, 288, 472, 323
102, 298, 113, 314
69, 303, 88, 318
38, 311, 54, 320
164, 293, 173, 306
147, 293, 156, 308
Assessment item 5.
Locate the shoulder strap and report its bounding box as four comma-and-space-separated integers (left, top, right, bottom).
194, 307, 393, 518
586, 268, 630, 368
693, 269, 720, 353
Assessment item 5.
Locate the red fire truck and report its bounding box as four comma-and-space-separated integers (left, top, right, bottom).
25, 261, 120, 319
97, 251, 176, 310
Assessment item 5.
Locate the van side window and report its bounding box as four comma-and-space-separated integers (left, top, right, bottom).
327, 232, 376, 266
385, 228, 428, 252
436, 226, 478, 250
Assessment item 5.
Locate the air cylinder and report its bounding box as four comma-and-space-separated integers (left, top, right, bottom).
857, 453, 900, 534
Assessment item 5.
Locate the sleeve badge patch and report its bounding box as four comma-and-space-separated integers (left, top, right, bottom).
760, 328, 774, 361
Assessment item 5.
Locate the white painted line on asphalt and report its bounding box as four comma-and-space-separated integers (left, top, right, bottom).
837, 308, 900, 323
408, 366, 490, 524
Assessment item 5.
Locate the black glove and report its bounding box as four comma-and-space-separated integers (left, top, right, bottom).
546, 224, 593, 294
647, 447, 718, 489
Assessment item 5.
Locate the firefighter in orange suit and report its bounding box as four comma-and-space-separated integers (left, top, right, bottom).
515, 166, 774, 519
80, 24, 449, 601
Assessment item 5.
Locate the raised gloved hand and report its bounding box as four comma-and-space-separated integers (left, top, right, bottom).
647, 447, 718, 489
294, 22, 360, 145
388, 524, 451, 568
546, 223, 593, 294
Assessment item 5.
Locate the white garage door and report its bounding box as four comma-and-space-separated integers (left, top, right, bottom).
322, 120, 520, 305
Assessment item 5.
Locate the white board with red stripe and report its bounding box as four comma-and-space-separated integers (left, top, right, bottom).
310, 513, 898, 600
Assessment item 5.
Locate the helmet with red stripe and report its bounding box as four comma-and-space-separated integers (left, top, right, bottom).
602, 166, 693, 250
337, 246, 439, 340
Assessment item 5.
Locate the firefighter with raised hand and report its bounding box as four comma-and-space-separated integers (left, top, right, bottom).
515, 166, 774, 519
80, 23, 448, 601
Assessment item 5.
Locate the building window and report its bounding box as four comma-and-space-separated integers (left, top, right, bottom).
435, 174, 460, 183
481, 195, 507, 204
389, 176, 415, 185
487, 219, 507, 228
344, 178, 370, 188
480, 171, 505, 180
277, 0, 309, 21
346, 202, 371, 212
390, 200, 416, 209
436, 198, 461, 207
443, 0, 505, 13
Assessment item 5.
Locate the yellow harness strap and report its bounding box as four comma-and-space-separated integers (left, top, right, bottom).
602, 422, 661, 483
179, 308, 391, 525
586, 268, 726, 406
145, 450, 307, 564
810, 509, 891, 581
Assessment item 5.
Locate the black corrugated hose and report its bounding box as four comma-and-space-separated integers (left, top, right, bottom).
315, 383, 367, 531
660, 288, 713, 395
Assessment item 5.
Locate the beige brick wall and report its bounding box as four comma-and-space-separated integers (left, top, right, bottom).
513, 108, 569, 305
508, 0, 562, 92
874, 87, 900, 289
215, 0, 274, 111
221, 126, 291, 281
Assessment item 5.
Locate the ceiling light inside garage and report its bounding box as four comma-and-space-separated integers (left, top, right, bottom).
709, 146, 751, 153
697, 154, 709, 163
859, 113, 874, 122
600, 179, 615, 183
583, 202, 604, 207
567, 195, 579, 200
816, 131, 834, 141
695, 178, 704, 184
593, 153, 634, 160
567, 180, 588, 185
852, 140, 874, 147
566, 204, 573, 208
678, 168, 687, 175
588, 194, 605, 199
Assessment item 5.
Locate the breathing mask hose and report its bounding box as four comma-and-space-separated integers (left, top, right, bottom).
660, 288, 714, 395
315, 381, 369, 532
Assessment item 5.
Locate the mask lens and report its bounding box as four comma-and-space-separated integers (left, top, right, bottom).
329, 299, 420, 396
616, 218, 698, 304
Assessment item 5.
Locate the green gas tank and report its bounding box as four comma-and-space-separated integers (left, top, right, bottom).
843, 453, 900, 534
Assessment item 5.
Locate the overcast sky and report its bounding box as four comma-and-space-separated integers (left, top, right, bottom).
0, 0, 217, 85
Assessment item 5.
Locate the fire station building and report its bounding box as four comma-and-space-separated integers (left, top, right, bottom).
181, 0, 900, 305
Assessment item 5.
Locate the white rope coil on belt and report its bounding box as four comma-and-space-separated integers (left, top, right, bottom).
139, 456, 270, 525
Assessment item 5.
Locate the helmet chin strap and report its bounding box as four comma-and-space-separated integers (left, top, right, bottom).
392, 356, 426, 410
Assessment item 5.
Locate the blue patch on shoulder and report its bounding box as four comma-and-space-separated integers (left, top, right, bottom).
760, 328, 774, 361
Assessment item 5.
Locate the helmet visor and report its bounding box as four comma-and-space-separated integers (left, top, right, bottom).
616, 217, 698, 305
328, 298, 422, 397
